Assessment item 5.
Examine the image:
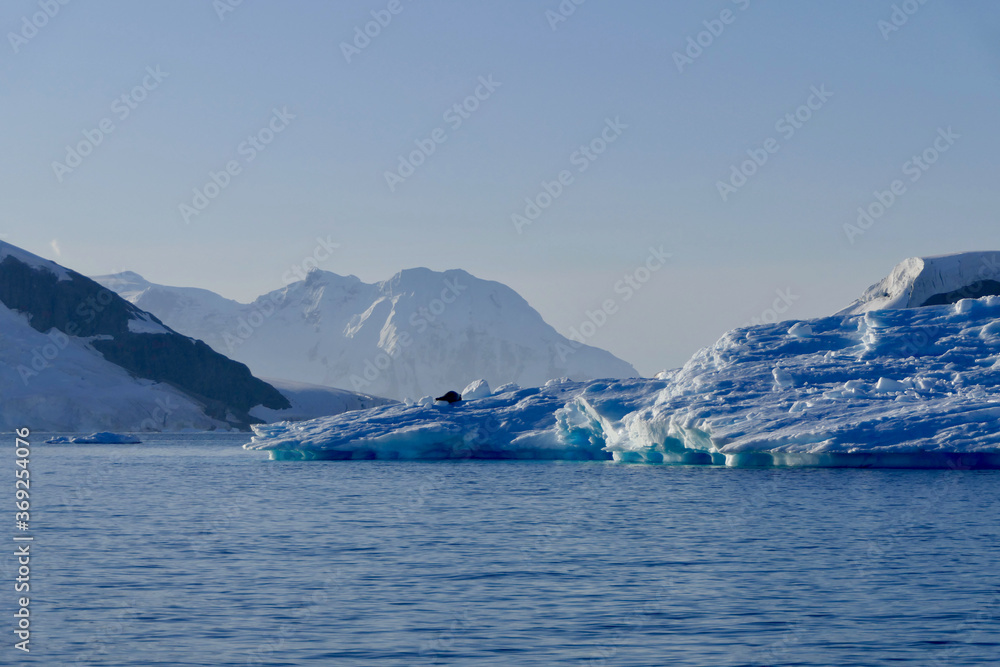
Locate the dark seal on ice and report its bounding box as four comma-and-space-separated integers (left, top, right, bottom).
435, 391, 462, 404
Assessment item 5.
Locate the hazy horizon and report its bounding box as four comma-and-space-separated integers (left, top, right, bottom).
4, 0, 999, 375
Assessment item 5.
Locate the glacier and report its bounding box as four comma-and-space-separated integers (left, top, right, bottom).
246, 257, 1000, 468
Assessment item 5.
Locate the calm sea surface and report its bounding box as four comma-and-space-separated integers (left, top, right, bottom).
3, 433, 998, 666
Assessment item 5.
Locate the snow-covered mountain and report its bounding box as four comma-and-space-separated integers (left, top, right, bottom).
95, 268, 639, 402
248, 253, 1000, 468
838, 252, 1000, 315
1, 297, 233, 432
0, 242, 386, 432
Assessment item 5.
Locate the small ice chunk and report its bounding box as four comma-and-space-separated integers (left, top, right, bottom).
461, 379, 491, 400
772, 367, 794, 388
787, 322, 813, 338
837, 380, 869, 398
493, 382, 521, 395
46, 432, 141, 444
954, 299, 976, 315
875, 377, 906, 393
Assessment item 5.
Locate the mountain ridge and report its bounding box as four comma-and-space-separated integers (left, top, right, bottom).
95, 266, 640, 401
0, 242, 390, 431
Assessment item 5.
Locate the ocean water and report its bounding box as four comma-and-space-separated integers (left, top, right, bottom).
4, 432, 999, 666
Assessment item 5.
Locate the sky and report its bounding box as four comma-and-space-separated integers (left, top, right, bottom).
2, 0, 999, 375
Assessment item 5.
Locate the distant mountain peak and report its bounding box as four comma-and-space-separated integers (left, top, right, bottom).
98, 266, 639, 401
97, 270, 150, 289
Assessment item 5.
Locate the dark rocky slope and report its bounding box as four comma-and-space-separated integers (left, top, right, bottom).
0, 244, 289, 428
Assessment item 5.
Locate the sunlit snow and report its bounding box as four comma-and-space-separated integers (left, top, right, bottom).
247, 293, 1000, 468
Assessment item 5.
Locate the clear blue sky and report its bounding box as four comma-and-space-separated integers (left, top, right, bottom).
2, 0, 999, 374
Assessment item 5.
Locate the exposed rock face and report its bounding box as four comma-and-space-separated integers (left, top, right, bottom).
0, 242, 289, 429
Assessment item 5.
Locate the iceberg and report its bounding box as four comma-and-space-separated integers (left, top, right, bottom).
245, 379, 664, 461
607, 296, 1000, 468
838, 252, 1000, 315
460, 379, 491, 400
246, 296, 1000, 467
246, 256, 1000, 468
46, 432, 142, 444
